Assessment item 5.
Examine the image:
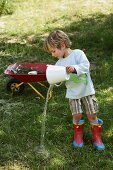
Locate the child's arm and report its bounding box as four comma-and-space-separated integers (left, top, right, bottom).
71, 50, 90, 76
66, 66, 77, 74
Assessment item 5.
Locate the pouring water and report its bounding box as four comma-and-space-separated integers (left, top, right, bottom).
36, 65, 67, 156
36, 85, 53, 157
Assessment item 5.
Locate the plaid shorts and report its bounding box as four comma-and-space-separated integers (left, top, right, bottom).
69, 95, 98, 115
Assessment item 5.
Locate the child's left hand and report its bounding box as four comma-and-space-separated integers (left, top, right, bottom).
66, 66, 76, 73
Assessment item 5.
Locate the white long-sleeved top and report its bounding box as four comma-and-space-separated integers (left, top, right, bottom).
55, 49, 95, 99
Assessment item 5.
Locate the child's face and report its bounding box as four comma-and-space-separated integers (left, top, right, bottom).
49, 46, 65, 59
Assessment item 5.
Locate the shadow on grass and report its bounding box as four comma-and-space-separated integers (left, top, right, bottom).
0, 12, 113, 169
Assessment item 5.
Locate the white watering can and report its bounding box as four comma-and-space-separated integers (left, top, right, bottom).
46, 65, 70, 84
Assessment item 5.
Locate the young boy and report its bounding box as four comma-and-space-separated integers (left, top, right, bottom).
43, 30, 105, 150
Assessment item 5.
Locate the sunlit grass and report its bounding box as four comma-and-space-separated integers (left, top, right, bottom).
0, 0, 113, 36
0, 162, 29, 170
98, 87, 113, 102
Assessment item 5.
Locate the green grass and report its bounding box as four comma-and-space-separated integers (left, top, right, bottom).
0, 0, 113, 169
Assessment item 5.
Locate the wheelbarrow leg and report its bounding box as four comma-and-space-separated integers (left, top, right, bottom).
37, 82, 52, 99
27, 83, 45, 99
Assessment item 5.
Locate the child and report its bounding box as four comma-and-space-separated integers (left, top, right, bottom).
43, 30, 105, 150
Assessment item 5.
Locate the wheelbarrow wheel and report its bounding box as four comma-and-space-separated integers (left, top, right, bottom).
6, 78, 25, 94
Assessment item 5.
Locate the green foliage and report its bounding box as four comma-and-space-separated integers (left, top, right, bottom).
0, 0, 15, 16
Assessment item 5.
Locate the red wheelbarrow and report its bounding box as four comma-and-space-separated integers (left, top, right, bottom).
4, 63, 52, 99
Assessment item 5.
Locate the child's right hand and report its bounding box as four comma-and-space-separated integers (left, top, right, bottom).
66, 66, 76, 73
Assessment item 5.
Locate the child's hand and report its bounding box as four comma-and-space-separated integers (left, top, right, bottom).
66, 66, 76, 73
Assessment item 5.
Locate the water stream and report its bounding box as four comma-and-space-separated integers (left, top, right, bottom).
37, 85, 53, 156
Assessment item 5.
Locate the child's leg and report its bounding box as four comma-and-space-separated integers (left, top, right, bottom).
73, 113, 82, 124
87, 113, 98, 122
82, 95, 105, 150
69, 99, 84, 148
69, 98, 83, 123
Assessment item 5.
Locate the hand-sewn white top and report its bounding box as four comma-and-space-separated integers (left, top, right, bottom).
55, 49, 95, 99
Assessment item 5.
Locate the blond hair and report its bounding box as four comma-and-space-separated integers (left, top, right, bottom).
43, 30, 71, 53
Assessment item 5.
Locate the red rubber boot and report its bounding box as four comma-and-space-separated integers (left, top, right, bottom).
72, 120, 85, 148
91, 119, 105, 150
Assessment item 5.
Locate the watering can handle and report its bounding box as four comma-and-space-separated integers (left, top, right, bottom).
54, 82, 63, 87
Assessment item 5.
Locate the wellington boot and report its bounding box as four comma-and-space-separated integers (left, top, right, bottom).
91, 119, 105, 150
72, 120, 85, 148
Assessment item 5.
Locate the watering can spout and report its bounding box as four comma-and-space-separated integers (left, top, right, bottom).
46, 65, 70, 84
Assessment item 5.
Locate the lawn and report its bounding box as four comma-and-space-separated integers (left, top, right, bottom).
0, 0, 113, 169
